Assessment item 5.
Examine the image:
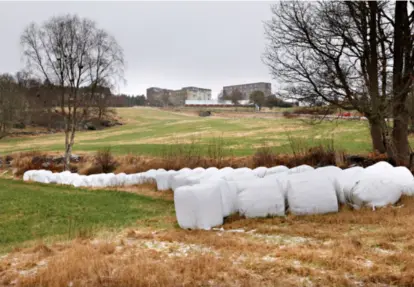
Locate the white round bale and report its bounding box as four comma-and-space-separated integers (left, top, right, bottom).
174, 184, 223, 230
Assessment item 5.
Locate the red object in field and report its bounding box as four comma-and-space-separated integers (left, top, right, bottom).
338, 112, 351, 117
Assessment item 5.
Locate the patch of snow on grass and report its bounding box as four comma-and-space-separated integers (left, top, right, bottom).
250, 233, 311, 246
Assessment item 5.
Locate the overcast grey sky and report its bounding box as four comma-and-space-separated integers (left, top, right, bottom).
0, 1, 274, 97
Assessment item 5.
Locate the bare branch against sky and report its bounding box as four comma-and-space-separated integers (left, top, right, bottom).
0, 1, 274, 97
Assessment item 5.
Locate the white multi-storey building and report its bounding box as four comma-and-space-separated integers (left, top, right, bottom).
223, 82, 271, 100
182, 87, 212, 101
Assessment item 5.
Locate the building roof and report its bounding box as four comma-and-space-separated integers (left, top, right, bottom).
181, 86, 211, 92
185, 99, 252, 106
223, 82, 271, 89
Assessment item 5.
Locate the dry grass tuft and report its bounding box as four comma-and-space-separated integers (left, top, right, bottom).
96, 242, 116, 255
27, 243, 54, 256
94, 147, 117, 173
78, 163, 103, 175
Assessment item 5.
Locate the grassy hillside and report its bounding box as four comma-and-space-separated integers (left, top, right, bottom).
0, 107, 377, 156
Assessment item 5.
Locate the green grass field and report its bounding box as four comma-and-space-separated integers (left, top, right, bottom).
0, 107, 381, 156
0, 178, 174, 252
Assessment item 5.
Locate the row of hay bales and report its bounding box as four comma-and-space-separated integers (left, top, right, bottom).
24, 162, 414, 230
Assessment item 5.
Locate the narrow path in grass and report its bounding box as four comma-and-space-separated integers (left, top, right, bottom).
0, 178, 175, 252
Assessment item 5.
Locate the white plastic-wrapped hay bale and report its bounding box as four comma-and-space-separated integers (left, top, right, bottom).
54, 171, 73, 185
192, 167, 205, 173
349, 177, 402, 209
60, 172, 81, 185
183, 173, 207, 187
342, 162, 397, 205
392, 166, 414, 195
174, 168, 219, 190
170, 173, 188, 192
315, 166, 343, 186
200, 172, 226, 184
23, 170, 36, 181
334, 166, 364, 204
114, 173, 128, 186
237, 179, 285, 218
87, 174, 102, 187
156, 170, 177, 191
287, 171, 338, 215
219, 167, 234, 173
101, 173, 118, 187
265, 166, 289, 177
364, 161, 393, 176
211, 179, 238, 217
233, 176, 281, 195
170, 169, 205, 191
206, 167, 219, 173
32, 170, 55, 184
253, 167, 267, 178
288, 164, 314, 175
268, 171, 291, 197
223, 170, 257, 184
72, 175, 89, 188
233, 167, 252, 175
174, 184, 223, 230
140, 169, 158, 184
124, 173, 144, 186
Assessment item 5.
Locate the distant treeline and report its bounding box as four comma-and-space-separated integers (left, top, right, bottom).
110, 94, 147, 107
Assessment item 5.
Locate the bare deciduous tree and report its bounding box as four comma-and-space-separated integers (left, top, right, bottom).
250, 90, 266, 110
264, 1, 414, 164
21, 14, 124, 169
227, 89, 243, 105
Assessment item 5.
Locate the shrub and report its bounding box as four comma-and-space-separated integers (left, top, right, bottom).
94, 147, 117, 173
282, 111, 299, 119
253, 146, 277, 167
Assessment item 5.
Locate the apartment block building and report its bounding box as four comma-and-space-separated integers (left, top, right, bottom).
223, 82, 271, 100
146, 87, 174, 107
182, 87, 212, 101
146, 86, 212, 106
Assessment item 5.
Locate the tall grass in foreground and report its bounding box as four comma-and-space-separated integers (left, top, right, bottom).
159, 136, 234, 170
6, 137, 397, 176
253, 136, 345, 168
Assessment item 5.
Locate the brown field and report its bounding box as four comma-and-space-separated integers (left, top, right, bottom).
1, 183, 414, 287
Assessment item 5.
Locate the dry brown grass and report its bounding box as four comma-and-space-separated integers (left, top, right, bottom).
5, 143, 402, 179
3, 197, 414, 286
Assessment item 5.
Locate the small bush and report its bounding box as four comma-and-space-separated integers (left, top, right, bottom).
94, 147, 117, 173
253, 146, 277, 167
78, 163, 103, 175
282, 111, 299, 119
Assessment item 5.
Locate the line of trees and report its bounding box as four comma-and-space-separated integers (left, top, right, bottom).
264, 0, 414, 165
0, 72, 146, 139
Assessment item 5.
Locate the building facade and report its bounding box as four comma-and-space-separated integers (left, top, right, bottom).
185, 99, 251, 106
146, 87, 174, 107
146, 86, 212, 107
223, 82, 271, 100
182, 87, 212, 101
